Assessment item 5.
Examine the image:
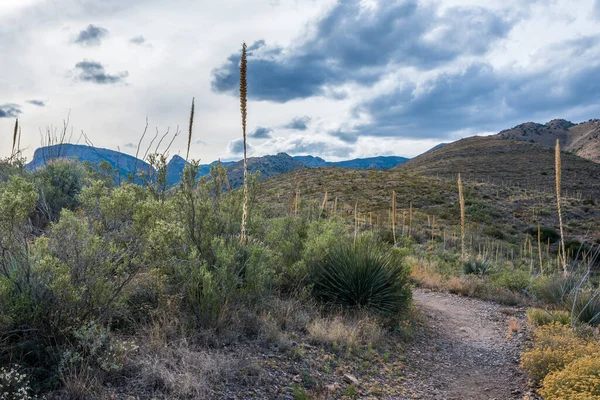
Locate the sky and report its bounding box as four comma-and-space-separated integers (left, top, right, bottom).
1, 0, 599, 162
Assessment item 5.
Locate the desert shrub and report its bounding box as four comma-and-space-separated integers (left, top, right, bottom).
462, 258, 493, 276
520, 323, 596, 382
309, 235, 411, 317
489, 269, 530, 292
531, 274, 580, 307
527, 308, 570, 326
525, 226, 560, 244
177, 238, 274, 330
32, 160, 86, 227
539, 355, 600, 399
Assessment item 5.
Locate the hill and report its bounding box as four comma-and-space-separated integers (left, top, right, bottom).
498, 119, 600, 163
398, 136, 600, 200
293, 155, 409, 169
226, 153, 306, 188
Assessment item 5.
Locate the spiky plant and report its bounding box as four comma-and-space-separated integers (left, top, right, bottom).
186, 97, 195, 161
458, 173, 466, 260
555, 139, 567, 275
240, 42, 249, 245
310, 237, 412, 316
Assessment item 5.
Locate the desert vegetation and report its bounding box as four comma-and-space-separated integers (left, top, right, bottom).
1, 46, 600, 400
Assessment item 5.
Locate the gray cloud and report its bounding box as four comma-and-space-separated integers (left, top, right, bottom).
0, 104, 22, 118
74, 61, 128, 84
211, 0, 516, 102
345, 55, 600, 141
123, 142, 137, 148
227, 139, 250, 155
595, 0, 600, 18
130, 35, 146, 45
26, 100, 45, 107
249, 126, 273, 139
284, 116, 310, 131
74, 24, 109, 46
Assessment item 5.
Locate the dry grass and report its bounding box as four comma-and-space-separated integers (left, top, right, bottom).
133, 340, 240, 399
307, 315, 385, 348
507, 317, 521, 339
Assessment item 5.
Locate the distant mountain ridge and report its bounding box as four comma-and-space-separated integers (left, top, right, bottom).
293, 155, 409, 169
497, 118, 600, 163
26, 144, 410, 187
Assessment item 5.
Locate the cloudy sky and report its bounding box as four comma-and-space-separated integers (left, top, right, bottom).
1, 0, 599, 162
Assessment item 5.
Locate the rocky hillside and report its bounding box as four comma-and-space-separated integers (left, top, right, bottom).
498, 119, 600, 163
226, 153, 306, 188
398, 136, 600, 200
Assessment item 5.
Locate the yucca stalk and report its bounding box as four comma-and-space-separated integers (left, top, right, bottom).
431, 216, 435, 241
458, 173, 466, 261
354, 201, 358, 244
294, 190, 300, 217
391, 191, 397, 247
408, 201, 413, 236
11, 119, 18, 157
555, 139, 567, 275
239, 42, 249, 245
186, 97, 195, 161
538, 224, 544, 274
320, 191, 328, 217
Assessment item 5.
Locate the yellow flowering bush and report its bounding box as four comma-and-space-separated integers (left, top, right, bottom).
540, 355, 600, 400
520, 323, 597, 382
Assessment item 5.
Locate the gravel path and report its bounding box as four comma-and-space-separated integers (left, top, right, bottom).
400, 289, 534, 400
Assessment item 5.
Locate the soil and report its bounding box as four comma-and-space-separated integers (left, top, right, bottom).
400, 288, 537, 400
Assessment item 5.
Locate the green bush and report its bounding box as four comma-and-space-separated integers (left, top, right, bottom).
489, 269, 530, 292
309, 235, 411, 316
32, 160, 86, 227
525, 226, 560, 244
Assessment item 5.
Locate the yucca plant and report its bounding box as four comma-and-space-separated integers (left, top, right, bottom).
309, 236, 411, 316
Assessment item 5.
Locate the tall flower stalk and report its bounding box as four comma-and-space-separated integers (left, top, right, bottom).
239, 43, 249, 245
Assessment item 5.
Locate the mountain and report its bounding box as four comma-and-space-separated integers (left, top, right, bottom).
398, 136, 600, 200
293, 155, 409, 169
27, 144, 152, 183
226, 153, 306, 188
27, 145, 409, 187
165, 155, 235, 186
293, 155, 328, 167
497, 119, 600, 163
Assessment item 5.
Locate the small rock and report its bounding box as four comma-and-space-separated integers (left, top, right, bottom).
343, 374, 359, 385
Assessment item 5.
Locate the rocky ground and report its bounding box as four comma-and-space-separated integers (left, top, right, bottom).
400, 289, 537, 400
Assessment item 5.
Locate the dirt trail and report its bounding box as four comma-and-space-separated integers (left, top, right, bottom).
400, 289, 533, 400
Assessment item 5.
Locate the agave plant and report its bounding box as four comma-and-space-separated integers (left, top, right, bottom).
310, 236, 411, 316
